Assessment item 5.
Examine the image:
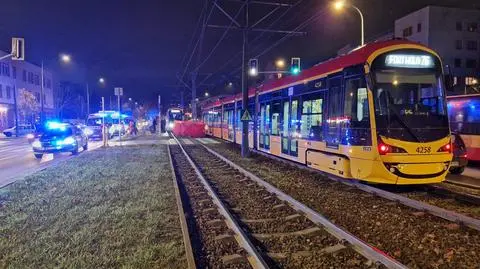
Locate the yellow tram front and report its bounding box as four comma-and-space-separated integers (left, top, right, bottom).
365, 46, 452, 184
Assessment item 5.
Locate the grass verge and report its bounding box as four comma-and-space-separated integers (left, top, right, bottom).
0, 145, 186, 269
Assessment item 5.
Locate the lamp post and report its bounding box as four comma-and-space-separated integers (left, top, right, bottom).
40, 53, 71, 123
333, 1, 365, 46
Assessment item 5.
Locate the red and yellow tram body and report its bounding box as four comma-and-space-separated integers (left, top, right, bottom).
202, 40, 452, 184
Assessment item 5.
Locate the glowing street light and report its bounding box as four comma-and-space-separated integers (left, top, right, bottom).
205, 92, 209, 97
332, 0, 365, 46
276, 59, 286, 69
228, 82, 233, 87
60, 53, 71, 63
99, 77, 105, 84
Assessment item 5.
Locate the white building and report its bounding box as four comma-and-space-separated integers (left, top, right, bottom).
394, 6, 480, 92
0, 50, 54, 131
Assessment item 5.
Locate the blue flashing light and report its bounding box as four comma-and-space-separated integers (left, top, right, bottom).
470, 105, 476, 110
46, 121, 67, 131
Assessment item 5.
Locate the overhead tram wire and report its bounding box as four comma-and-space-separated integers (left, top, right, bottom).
225, 6, 326, 77
198, 0, 308, 86
178, 0, 209, 73
192, 1, 248, 73
179, 0, 218, 84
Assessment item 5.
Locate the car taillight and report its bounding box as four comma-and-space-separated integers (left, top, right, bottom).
378, 138, 407, 155
437, 142, 452, 153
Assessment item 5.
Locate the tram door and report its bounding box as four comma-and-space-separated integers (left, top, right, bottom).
259, 103, 270, 149
281, 98, 299, 157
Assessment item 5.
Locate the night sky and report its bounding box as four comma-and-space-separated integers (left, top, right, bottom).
0, 0, 478, 107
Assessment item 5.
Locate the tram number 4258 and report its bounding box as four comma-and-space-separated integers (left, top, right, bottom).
416, 146, 431, 154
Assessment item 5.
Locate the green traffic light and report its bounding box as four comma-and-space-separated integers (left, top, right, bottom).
291, 67, 300, 75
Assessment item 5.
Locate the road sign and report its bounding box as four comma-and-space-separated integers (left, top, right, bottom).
11, 38, 25, 61
114, 87, 123, 96
241, 109, 252, 121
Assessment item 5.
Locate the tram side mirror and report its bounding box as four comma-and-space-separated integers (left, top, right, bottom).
444, 75, 454, 92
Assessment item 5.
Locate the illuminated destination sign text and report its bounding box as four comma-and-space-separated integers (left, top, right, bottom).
385, 54, 434, 68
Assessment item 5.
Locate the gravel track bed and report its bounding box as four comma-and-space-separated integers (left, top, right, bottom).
441, 182, 480, 196
399, 188, 480, 219
184, 145, 371, 269
170, 145, 251, 269
209, 142, 480, 268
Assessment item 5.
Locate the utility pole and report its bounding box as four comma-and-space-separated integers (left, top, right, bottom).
101, 97, 107, 147
158, 94, 162, 135
40, 61, 45, 123
204, 1, 305, 158
12, 62, 19, 138
86, 83, 90, 118
241, 0, 250, 157
191, 73, 197, 119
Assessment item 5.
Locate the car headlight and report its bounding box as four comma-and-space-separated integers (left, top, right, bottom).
32, 140, 42, 148
168, 122, 174, 129
60, 136, 76, 145
83, 128, 94, 136
26, 133, 35, 139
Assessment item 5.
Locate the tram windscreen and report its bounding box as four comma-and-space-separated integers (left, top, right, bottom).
371, 51, 449, 142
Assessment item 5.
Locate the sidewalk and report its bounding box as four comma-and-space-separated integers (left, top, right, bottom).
446, 167, 480, 189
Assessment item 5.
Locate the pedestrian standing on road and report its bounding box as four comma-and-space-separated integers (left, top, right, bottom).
152, 118, 157, 134
161, 116, 166, 133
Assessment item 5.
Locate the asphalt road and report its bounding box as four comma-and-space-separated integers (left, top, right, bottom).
0, 134, 478, 188
0, 136, 102, 188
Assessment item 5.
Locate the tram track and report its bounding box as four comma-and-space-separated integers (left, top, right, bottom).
172, 135, 406, 268
202, 140, 480, 268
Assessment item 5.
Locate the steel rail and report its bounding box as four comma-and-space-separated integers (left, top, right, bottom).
249, 148, 480, 232
200, 143, 408, 269
167, 145, 196, 269
445, 179, 480, 190
171, 135, 269, 269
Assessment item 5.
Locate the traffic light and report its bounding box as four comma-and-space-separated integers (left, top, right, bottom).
291, 57, 301, 75
249, 58, 258, 76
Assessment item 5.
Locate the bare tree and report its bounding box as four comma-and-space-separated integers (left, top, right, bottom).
18, 89, 39, 124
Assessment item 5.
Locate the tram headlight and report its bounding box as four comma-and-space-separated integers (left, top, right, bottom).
168, 122, 175, 129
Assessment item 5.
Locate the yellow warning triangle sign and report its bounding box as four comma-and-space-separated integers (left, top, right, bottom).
241, 110, 252, 121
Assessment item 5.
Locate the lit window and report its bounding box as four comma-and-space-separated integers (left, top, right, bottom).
466, 77, 478, 85
453, 76, 458, 86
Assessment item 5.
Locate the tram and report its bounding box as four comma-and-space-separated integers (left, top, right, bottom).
166, 108, 184, 131
447, 94, 480, 161
202, 39, 452, 184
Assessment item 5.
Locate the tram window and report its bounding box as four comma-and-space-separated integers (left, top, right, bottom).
300, 98, 323, 140
344, 78, 370, 125
271, 101, 282, 135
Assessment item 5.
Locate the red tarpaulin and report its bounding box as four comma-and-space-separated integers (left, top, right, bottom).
172, 121, 206, 138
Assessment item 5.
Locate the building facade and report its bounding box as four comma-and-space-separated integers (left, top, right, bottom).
0, 50, 54, 131
395, 6, 480, 93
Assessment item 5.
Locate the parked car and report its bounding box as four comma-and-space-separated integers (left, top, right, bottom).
31, 122, 88, 159
450, 132, 468, 175
3, 124, 35, 137
26, 124, 45, 143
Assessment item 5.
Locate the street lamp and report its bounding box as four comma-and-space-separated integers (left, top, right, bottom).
60, 53, 71, 63
333, 0, 365, 46
204, 92, 209, 97
40, 53, 72, 123
98, 77, 105, 84
228, 82, 233, 87
275, 59, 285, 69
